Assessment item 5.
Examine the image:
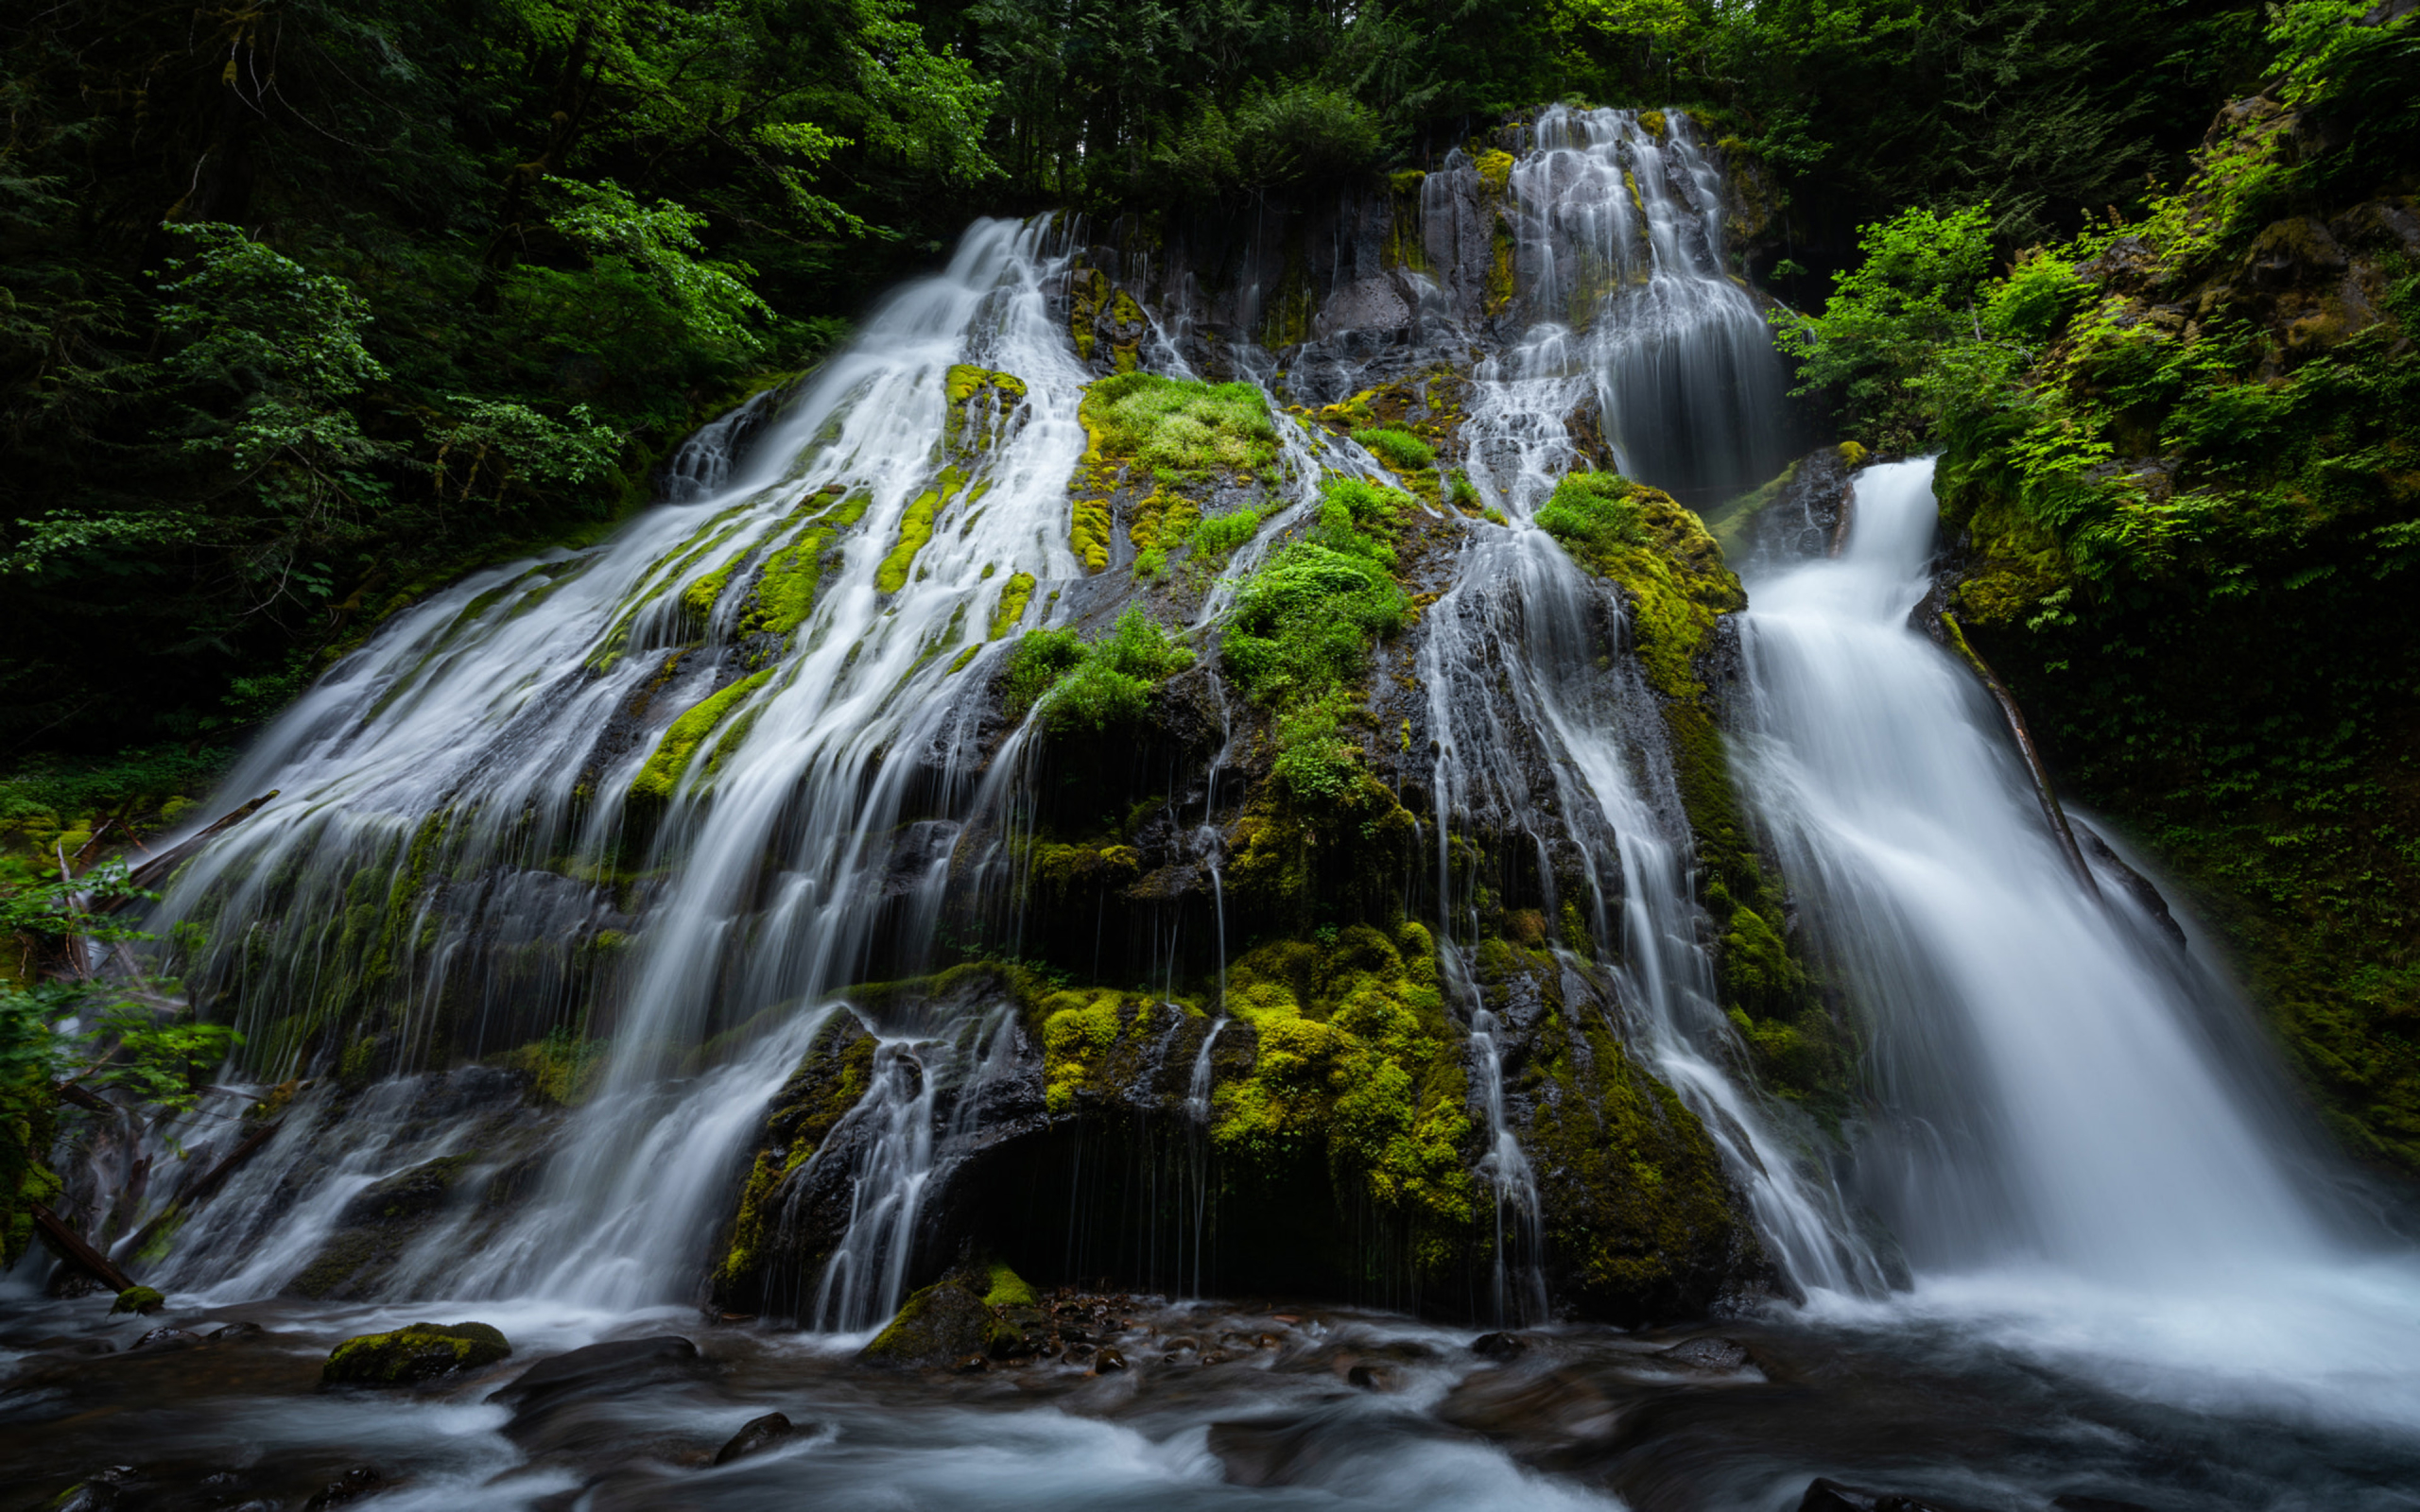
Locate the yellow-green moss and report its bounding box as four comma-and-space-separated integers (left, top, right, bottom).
626, 670, 771, 810
876, 474, 955, 593
322, 1320, 510, 1383
989, 571, 1037, 640
1475, 149, 1515, 195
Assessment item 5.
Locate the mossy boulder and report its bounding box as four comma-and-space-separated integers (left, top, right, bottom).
111, 1285, 164, 1315
857, 1273, 996, 1369
322, 1320, 510, 1384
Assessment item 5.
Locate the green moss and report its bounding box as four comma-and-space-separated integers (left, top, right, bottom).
1210, 923, 1477, 1257
1475, 149, 1514, 195
988, 571, 1037, 640
110, 1285, 164, 1314
716, 1015, 877, 1292
502, 1026, 609, 1107
980, 1260, 1039, 1309
1043, 989, 1128, 1112
738, 526, 837, 642
626, 670, 772, 811
877, 472, 959, 593
1353, 426, 1437, 472
322, 1320, 510, 1384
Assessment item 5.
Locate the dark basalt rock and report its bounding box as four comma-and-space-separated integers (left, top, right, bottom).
1470, 1331, 1529, 1360
1798, 1478, 2001, 1512
488, 1335, 702, 1414
303, 1467, 389, 1509
711, 1411, 796, 1466
1659, 1334, 1751, 1370
129, 1328, 204, 1352
208, 1320, 265, 1339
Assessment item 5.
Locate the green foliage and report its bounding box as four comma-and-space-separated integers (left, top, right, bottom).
1001, 610, 1194, 736
1224, 542, 1408, 707
1534, 471, 1646, 563
1770, 203, 2001, 453
1187, 507, 1264, 569
1351, 426, 1436, 471
1084, 372, 1276, 475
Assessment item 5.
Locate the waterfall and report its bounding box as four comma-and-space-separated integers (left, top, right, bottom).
1426, 106, 1883, 1313
142, 217, 1096, 1303
1736, 460, 2331, 1278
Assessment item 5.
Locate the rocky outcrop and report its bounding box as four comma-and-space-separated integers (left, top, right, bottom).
322, 1320, 510, 1384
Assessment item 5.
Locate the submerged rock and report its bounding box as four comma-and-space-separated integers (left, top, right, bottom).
322, 1320, 510, 1384
1797, 1478, 2000, 1512
711, 1411, 795, 1466
487, 1335, 702, 1416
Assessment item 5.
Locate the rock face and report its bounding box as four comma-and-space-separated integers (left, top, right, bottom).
321, 1320, 510, 1384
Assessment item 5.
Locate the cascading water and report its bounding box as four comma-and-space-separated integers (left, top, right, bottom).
1426, 105, 1884, 1314
140, 217, 1098, 1304
1737, 460, 2326, 1278
1738, 457, 2420, 1424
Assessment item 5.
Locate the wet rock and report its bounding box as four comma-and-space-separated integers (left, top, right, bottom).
130, 1327, 205, 1352
1093, 1347, 1127, 1374
209, 1320, 266, 1339
289, 1153, 477, 1300
1797, 1478, 1998, 1512
953, 1352, 991, 1373
2051, 1499, 2153, 1512
488, 1335, 701, 1413
712, 1411, 795, 1466
1470, 1331, 1529, 1360
49, 1467, 138, 1511
109, 1286, 164, 1315
858, 1279, 993, 1369
1345, 1364, 1387, 1389
323, 1320, 510, 1384
304, 1467, 388, 1508
1660, 1335, 1751, 1370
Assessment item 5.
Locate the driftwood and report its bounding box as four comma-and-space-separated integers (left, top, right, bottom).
31, 1204, 138, 1295
1935, 612, 2099, 896
93, 791, 278, 912
116, 1119, 285, 1263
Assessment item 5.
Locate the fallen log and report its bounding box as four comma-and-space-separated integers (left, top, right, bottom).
1935, 611, 2099, 897
94, 791, 277, 912
31, 1204, 138, 1295
117, 1118, 285, 1262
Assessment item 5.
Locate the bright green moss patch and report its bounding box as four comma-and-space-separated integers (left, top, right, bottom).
1188, 507, 1262, 568
322, 1320, 510, 1384
989, 571, 1037, 640
876, 475, 954, 593
626, 670, 770, 810
1080, 372, 1277, 475
1352, 426, 1436, 472
981, 1260, 1039, 1309
739, 526, 836, 642
111, 1285, 164, 1314
1535, 471, 1648, 564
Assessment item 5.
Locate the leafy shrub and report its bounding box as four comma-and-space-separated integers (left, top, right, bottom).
1086, 373, 1277, 474
1352, 426, 1436, 471
1535, 472, 1646, 565
1223, 543, 1407, 705
1448, 470, 1482, 511
1187, 507, 1263, 568
1270, 689, 1364, 802
1001, 610, 1194, 734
